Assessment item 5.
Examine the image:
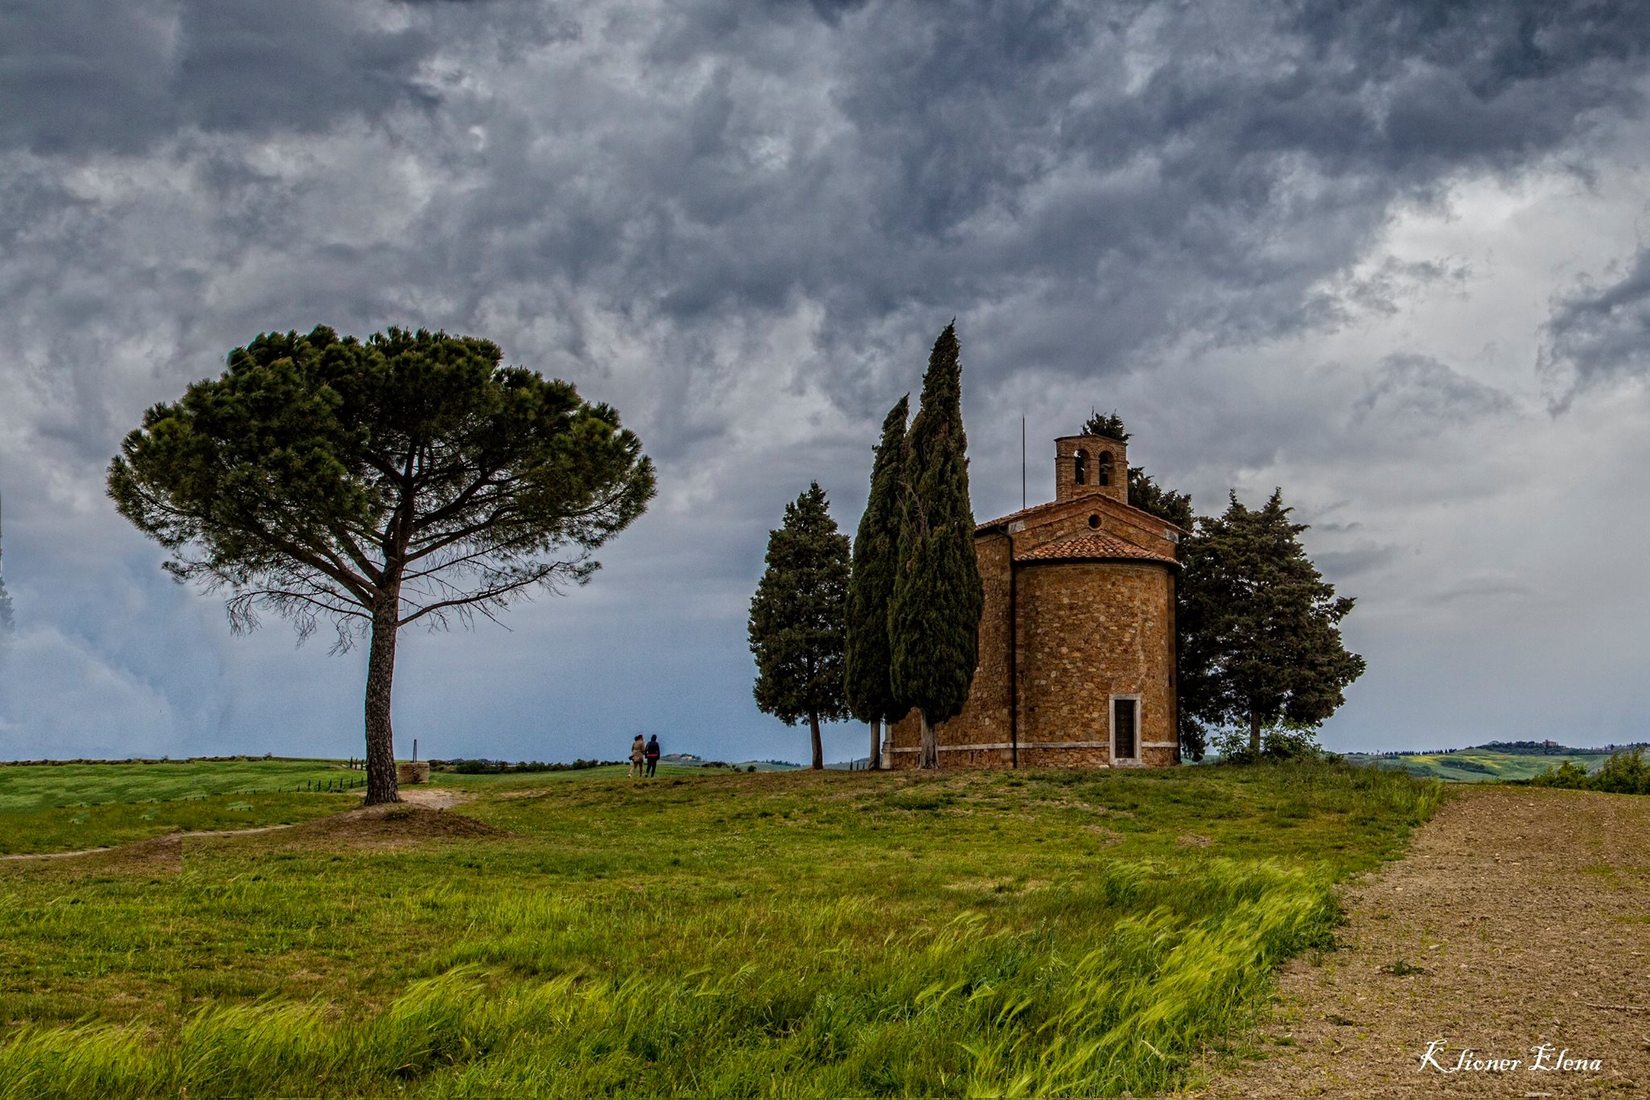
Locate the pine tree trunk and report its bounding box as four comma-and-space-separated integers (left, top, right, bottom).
1249, 711, 1261, 758
809, 712, 824, 770
919, 710, 938, 769
868, 719, 882, 771
363, 597, 401, 805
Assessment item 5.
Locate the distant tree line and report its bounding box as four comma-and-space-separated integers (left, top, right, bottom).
431, 758, 621, 774
1480, 739, 1650, 756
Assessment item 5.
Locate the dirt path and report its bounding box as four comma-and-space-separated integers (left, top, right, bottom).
0, 786, 476, 861
388, 787, 474, 810
1193, 785, 1650, 1098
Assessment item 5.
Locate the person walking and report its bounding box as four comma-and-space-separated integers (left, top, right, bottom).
629, 734, 646, 779
644, 734, 662, 778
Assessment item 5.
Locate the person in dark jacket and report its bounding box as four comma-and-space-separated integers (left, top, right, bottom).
644, 734, 662, 778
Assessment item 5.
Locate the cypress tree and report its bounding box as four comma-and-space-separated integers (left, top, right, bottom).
748, 483, 852, 769
1178, 489, 1366, 757
890, 323, 983, 769
845, 396, 909, 769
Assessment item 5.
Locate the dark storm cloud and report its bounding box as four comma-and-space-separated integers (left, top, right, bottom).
1543, 248, 1650, 406
4, 0, 1650, 759
363, 0, 1650, 434
0, 0, 443, 155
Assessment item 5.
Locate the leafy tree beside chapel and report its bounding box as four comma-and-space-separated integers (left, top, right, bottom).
749, 483, 853, 770
108, 326, 655, 804
1127, 466, 1195, 532
1075, 409, 1358, 760
1178, 489, 1365, 759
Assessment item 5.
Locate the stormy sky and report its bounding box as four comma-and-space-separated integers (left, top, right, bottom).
2, 0, 1648, 763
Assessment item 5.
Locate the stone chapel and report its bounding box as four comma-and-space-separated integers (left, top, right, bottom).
884, 431, 1182, 769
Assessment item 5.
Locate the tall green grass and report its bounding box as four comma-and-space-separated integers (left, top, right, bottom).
0, 760, 1441, 1097
0, 861, 1336, 1098
0, 760, 359, 853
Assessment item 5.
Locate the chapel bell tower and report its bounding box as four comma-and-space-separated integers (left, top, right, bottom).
1054, 434, 1128, 505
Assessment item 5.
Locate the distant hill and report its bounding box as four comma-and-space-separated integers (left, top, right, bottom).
664, 754, 803, 772
1343, 742, 1649, 782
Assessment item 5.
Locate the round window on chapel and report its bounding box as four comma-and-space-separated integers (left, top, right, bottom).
1088, 514, 1101, 529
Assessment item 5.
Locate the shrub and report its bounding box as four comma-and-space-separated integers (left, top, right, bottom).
1211, 724, 1330, 764
1531, 749, 1650, 795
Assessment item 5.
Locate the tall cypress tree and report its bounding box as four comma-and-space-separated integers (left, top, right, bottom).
845, 396, 909, 769
890, 323, 983, 769
749, 483, 852, 769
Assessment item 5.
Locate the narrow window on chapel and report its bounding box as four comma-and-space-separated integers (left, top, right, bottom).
1098, 451, 1113, 486
1073, 448, 1088, 485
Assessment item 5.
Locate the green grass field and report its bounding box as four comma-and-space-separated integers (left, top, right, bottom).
0, 760, 1441, 1098
1342, 747, 1617, 782
0, 759, 363, 855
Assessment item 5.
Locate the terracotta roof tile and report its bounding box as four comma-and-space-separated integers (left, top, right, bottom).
976, 501, 1056, 529
1015, 532, 1178, 566
976, 496, 1187, 535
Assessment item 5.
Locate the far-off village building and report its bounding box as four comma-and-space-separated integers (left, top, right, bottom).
885, 432, 1183, 769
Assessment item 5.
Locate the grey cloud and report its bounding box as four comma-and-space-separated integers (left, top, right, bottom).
0, 0, 451, 155
1542, 248, 1650, 407
383, 0, 1650, 420
0, 0, 179, 155
4, 0, 1650, 760
1431, 572, 1531, 605
1323, 257, 1472, 322
1354, 353, 1519, 428
1313, 541, 1407, 582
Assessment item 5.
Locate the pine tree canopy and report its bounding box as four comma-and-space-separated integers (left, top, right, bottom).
108, 326, 655, 638
890, 323, 984, 725
106, 325, 655, 802
748, 482, 852, 728
845, 395, 908, 725
1178, 489, 1365, 750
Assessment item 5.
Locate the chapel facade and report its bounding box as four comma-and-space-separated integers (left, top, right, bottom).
883, 432, 1182, 769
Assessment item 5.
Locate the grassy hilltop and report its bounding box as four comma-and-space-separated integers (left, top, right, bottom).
0, 760, 1439, 1098
1342, 741, 1645, 782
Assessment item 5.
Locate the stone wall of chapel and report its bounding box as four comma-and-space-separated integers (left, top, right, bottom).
886, 550, 1177, 770
885, 534, 1012, 766
1016, 561, 1176, 765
